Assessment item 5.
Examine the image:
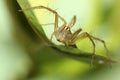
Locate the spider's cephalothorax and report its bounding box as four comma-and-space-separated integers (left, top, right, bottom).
55, 26, 73, 46
19, 6, 108, 55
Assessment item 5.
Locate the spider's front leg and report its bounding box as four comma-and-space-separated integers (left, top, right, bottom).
19, 6, 67, 40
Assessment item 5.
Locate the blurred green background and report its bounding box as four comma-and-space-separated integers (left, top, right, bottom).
0, 0, 120, 80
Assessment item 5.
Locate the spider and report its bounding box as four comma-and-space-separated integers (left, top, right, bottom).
19, 6, 108, 55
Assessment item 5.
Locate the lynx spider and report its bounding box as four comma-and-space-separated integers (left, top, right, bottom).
19, 6, 108, 58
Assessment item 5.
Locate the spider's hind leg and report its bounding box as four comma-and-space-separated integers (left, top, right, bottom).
90, 35, 108, 53
72, 32, 96, 54
71, 32, 96, 66
72, 32, 109, 66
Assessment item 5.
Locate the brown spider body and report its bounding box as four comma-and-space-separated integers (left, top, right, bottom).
55, 26, 73, 46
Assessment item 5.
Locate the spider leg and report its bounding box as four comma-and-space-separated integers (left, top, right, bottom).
41, 23, 54, 26
19, 6, 67, 30
71, 32, 108, 65
68, 16, 76, 28
71, 32, 96, 54
89, 35, 109, 66
50, 32, 55, 40
72, 32, 108, 53
41, 22, 55, 40
71, 32, 96, 66
19, 6, 67, 40
89, 35, 108, 52
70, 28, 82, 41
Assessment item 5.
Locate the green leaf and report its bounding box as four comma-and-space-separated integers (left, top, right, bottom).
17, 0, 115, 65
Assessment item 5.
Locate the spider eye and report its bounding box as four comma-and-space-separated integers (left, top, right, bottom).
64, 27, 70, 30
